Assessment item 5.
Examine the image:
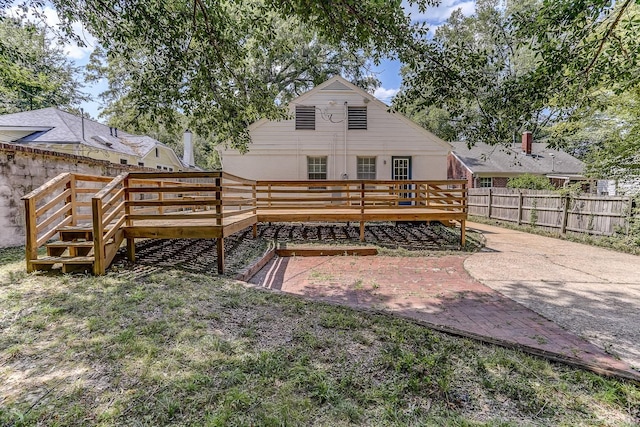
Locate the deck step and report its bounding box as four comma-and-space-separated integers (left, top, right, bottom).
32, 256, 95, 265
46, 241, 95, 257
31, 256, 95, 273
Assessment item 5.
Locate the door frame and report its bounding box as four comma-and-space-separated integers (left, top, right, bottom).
391, 156, 413, 205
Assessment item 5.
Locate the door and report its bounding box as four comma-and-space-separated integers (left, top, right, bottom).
392, 156, 412, 205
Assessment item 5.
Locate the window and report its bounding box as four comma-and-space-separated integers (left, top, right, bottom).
155, 147, 159, 157
120, 159, 128, 165
307, 156, 327, 180
157, 165, 162, 170
357, 157, 376, 180
138, 162, 145, 167
295, 106, 315, 130
479, 177, 492, 188
348, 106, 367, 130
169, 167, 174, 172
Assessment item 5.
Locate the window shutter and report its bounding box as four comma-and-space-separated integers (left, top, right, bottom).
296, 106, 315, 130
348, 106, 367, 130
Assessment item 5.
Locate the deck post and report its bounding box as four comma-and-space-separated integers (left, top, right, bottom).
217, 237, 225, 274
126, 238, 136, 262
360, 181, 365, 241
124, 176, 135, 259
24, 197, 37, 272
460, 220, 466, 247
92, 197, 105, 275
66, 176, 77, 226
215, 176, 222, 226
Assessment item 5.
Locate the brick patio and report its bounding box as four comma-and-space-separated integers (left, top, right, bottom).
249, 254, 638, 379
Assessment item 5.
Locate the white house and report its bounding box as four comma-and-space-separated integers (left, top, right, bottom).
220, 76, 451, 181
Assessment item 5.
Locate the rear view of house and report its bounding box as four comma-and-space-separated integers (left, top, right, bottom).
220, 76, 451, 181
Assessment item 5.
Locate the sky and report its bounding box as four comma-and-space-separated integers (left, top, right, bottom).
7, 0, 476, 120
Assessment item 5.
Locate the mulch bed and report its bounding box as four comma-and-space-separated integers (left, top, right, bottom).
109, 222, 480, 280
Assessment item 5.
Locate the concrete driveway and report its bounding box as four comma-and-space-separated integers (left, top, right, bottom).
465, 222, 640, 371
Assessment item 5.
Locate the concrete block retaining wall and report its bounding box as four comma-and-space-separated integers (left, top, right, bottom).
0, 143, 150, 248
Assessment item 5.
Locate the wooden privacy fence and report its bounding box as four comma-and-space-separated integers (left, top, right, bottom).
468, 188, 632, 236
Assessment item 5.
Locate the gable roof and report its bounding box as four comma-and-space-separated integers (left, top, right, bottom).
0, 107, 185, 164
450, 141, 584, 176
249, 76, 452, 150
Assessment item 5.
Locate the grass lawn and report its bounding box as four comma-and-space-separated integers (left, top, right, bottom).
1, 245, 639, 426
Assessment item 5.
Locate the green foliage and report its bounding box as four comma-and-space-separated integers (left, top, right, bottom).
0, 16, 88, 113
24, 0, 430, 152
396, 0, 640, 151
507, 174, 554, 190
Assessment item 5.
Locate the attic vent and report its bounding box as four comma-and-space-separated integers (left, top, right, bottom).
92, 135, 113, 147
321, 81, 351, 91
348, 106, 367, 130
295, 106, 315, 130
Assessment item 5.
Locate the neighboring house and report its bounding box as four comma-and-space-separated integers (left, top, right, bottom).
0, 107, 195, 171
220, 76, 451, 181
448, 132, 587, 189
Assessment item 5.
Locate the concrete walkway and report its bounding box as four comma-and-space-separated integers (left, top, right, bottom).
465, 222, 640, 372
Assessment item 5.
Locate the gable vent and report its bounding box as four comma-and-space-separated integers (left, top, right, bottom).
321, 81, 351, 91
348, 106, 367, 130
295, 106, 315, 130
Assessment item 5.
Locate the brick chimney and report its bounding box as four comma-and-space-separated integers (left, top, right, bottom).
522, 131, 532, 155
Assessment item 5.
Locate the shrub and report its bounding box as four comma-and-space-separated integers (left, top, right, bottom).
507, 174, 554, 190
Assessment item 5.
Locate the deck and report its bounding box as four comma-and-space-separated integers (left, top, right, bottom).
22, 172, 467, 275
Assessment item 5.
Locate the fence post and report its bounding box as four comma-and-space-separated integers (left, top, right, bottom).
517, 191, 523, 225
626, 197, 633, 235
561, 195, 570, 234
487, 188, 493, 219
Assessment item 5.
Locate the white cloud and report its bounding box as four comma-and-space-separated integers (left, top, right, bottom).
374, 87, 400, 104
403, 0, 476, 24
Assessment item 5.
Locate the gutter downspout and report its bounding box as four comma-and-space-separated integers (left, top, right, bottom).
343, 101, 348, 179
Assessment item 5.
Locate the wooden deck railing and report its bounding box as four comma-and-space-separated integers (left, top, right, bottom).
255, 180, 467, 211
123, 171, 257, 226
22, 173, 115, 272
92, 173, 129, 274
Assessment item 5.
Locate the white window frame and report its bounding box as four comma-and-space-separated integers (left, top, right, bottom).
479, 177, 493, 188
357, 157, 376, 180
307, 156, 327, 180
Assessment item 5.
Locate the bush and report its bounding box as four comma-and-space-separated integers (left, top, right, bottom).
507, 174, 554, 190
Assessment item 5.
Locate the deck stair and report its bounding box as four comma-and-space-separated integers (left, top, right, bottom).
31, 225, 95, 273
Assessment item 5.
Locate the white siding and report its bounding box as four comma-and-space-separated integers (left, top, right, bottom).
221, 77, 450, 181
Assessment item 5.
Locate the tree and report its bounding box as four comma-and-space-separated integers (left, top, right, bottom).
0, 15, 87, 113
84, 8, 380, 160
15, 0, 438, 152
395, 0, 640, 148
580, 86, 640, 180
